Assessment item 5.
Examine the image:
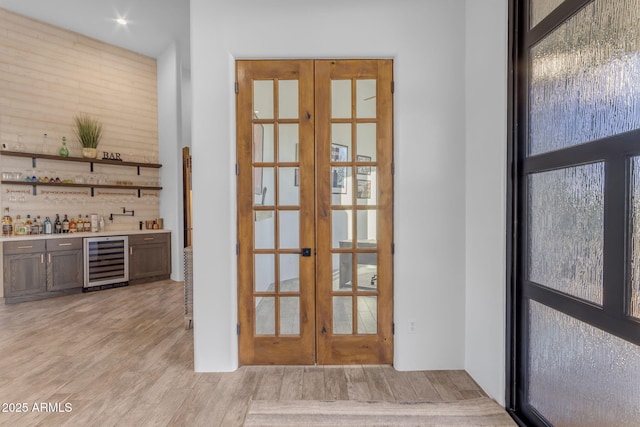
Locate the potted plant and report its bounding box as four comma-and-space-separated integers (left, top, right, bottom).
73, 114, 103, 158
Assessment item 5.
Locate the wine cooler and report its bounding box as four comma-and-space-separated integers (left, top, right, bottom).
83, 235, 129, 289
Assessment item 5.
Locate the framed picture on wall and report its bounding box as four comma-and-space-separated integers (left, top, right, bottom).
331, 144, 348, 162
332, 167, 347, 194
357, 179, 371, 199
356, 155, 371, 175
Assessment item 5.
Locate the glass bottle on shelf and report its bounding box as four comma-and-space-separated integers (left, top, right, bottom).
31, 216, 40, 235
84, 215, 91, 232
43, 216, 53, 235
2, 207, 13, 236
69, 216, 77, 233
24, 214, 32, 235
41, 133, 50, 155
14, 215, 25, 235
62, 214, 70, 233
54, 214, 62, 234
76, 214, 84, 232
59, 136, 69, 157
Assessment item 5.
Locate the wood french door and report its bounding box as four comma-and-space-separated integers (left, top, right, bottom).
237, 59, 393, 365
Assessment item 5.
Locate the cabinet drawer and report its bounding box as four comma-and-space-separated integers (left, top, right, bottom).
46, 238, 83, 252
129, 233, 169, 245
3, 240, 46, 254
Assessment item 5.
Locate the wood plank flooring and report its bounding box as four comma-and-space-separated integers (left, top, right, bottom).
0, 280, 508, 426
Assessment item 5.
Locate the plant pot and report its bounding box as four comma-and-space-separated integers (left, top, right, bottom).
82, 147, 97, 158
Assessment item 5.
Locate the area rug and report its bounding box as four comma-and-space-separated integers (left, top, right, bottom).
243, 397, 516, 426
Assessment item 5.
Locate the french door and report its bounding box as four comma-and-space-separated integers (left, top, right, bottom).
236, 59, 393, 365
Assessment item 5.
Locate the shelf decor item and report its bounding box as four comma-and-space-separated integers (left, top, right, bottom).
59, 136, 69, 157
73, 113, 103, 158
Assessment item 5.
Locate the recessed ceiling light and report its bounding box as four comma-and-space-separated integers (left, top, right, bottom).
116, 18, 128, 25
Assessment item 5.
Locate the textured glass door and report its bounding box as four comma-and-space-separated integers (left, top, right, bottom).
512, 0, 640, 425
237, 60, 394, 365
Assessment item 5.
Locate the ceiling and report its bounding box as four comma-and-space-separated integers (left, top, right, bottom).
0, 0, 190, 65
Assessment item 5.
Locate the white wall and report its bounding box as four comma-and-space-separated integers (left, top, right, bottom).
464, 0, 508, 405
191, 0, 468, 373
158, 42, 184, 281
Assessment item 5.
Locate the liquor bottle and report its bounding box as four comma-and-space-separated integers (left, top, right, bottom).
69, 216, 77, 233
2, 207, 13, 236
76, 214, 84, 232
24, 214, 32, 235
31, 216, 40, 235
14, 215, 25, 235
59, 136, 69, 157
62, 214, 70, 233
54, 214, 62, 234
85, 215, 91, 232
43, 217, 53, 235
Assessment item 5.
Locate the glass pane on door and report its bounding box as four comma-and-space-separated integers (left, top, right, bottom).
528, 301, 640, 426
528, 0, 640, 155
628, 156, 640, 319
527, 163, 604, 305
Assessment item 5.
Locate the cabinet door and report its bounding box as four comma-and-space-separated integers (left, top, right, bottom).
129, 234, 171, 281
47, 249, 83, 291
3, 253, 47, 297
46, 238, 83, 291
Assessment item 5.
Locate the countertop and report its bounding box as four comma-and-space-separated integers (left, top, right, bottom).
0, 229, 170, 243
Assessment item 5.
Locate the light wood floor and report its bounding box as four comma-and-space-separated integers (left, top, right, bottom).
0, 280, 505, 426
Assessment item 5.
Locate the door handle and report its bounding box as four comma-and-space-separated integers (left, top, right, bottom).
300, 248, 312, 257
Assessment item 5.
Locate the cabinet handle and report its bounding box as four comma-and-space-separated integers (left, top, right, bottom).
143, 237, 154, 241
18, 245, 33, 249
41, 253, 44, 263
130, 247, 133, 256
48, 253, 51, 263
58, 243, 72, 246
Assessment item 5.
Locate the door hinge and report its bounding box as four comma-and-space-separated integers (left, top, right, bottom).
391, 162, 395, 175
235, 81, 239, 94
237, 324, 240, 335
236, 243, 239, 255
235, 163, 239, 176
392, 243, 395, 255
391, 81, 395, 94
392, 322, 395, 335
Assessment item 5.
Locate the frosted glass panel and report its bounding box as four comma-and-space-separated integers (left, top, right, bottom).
529, 0, 640, 155
530, 0, 564, 28
527, 163, 604, 304
528, 301, 640, 427
629, 157, 640, 319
